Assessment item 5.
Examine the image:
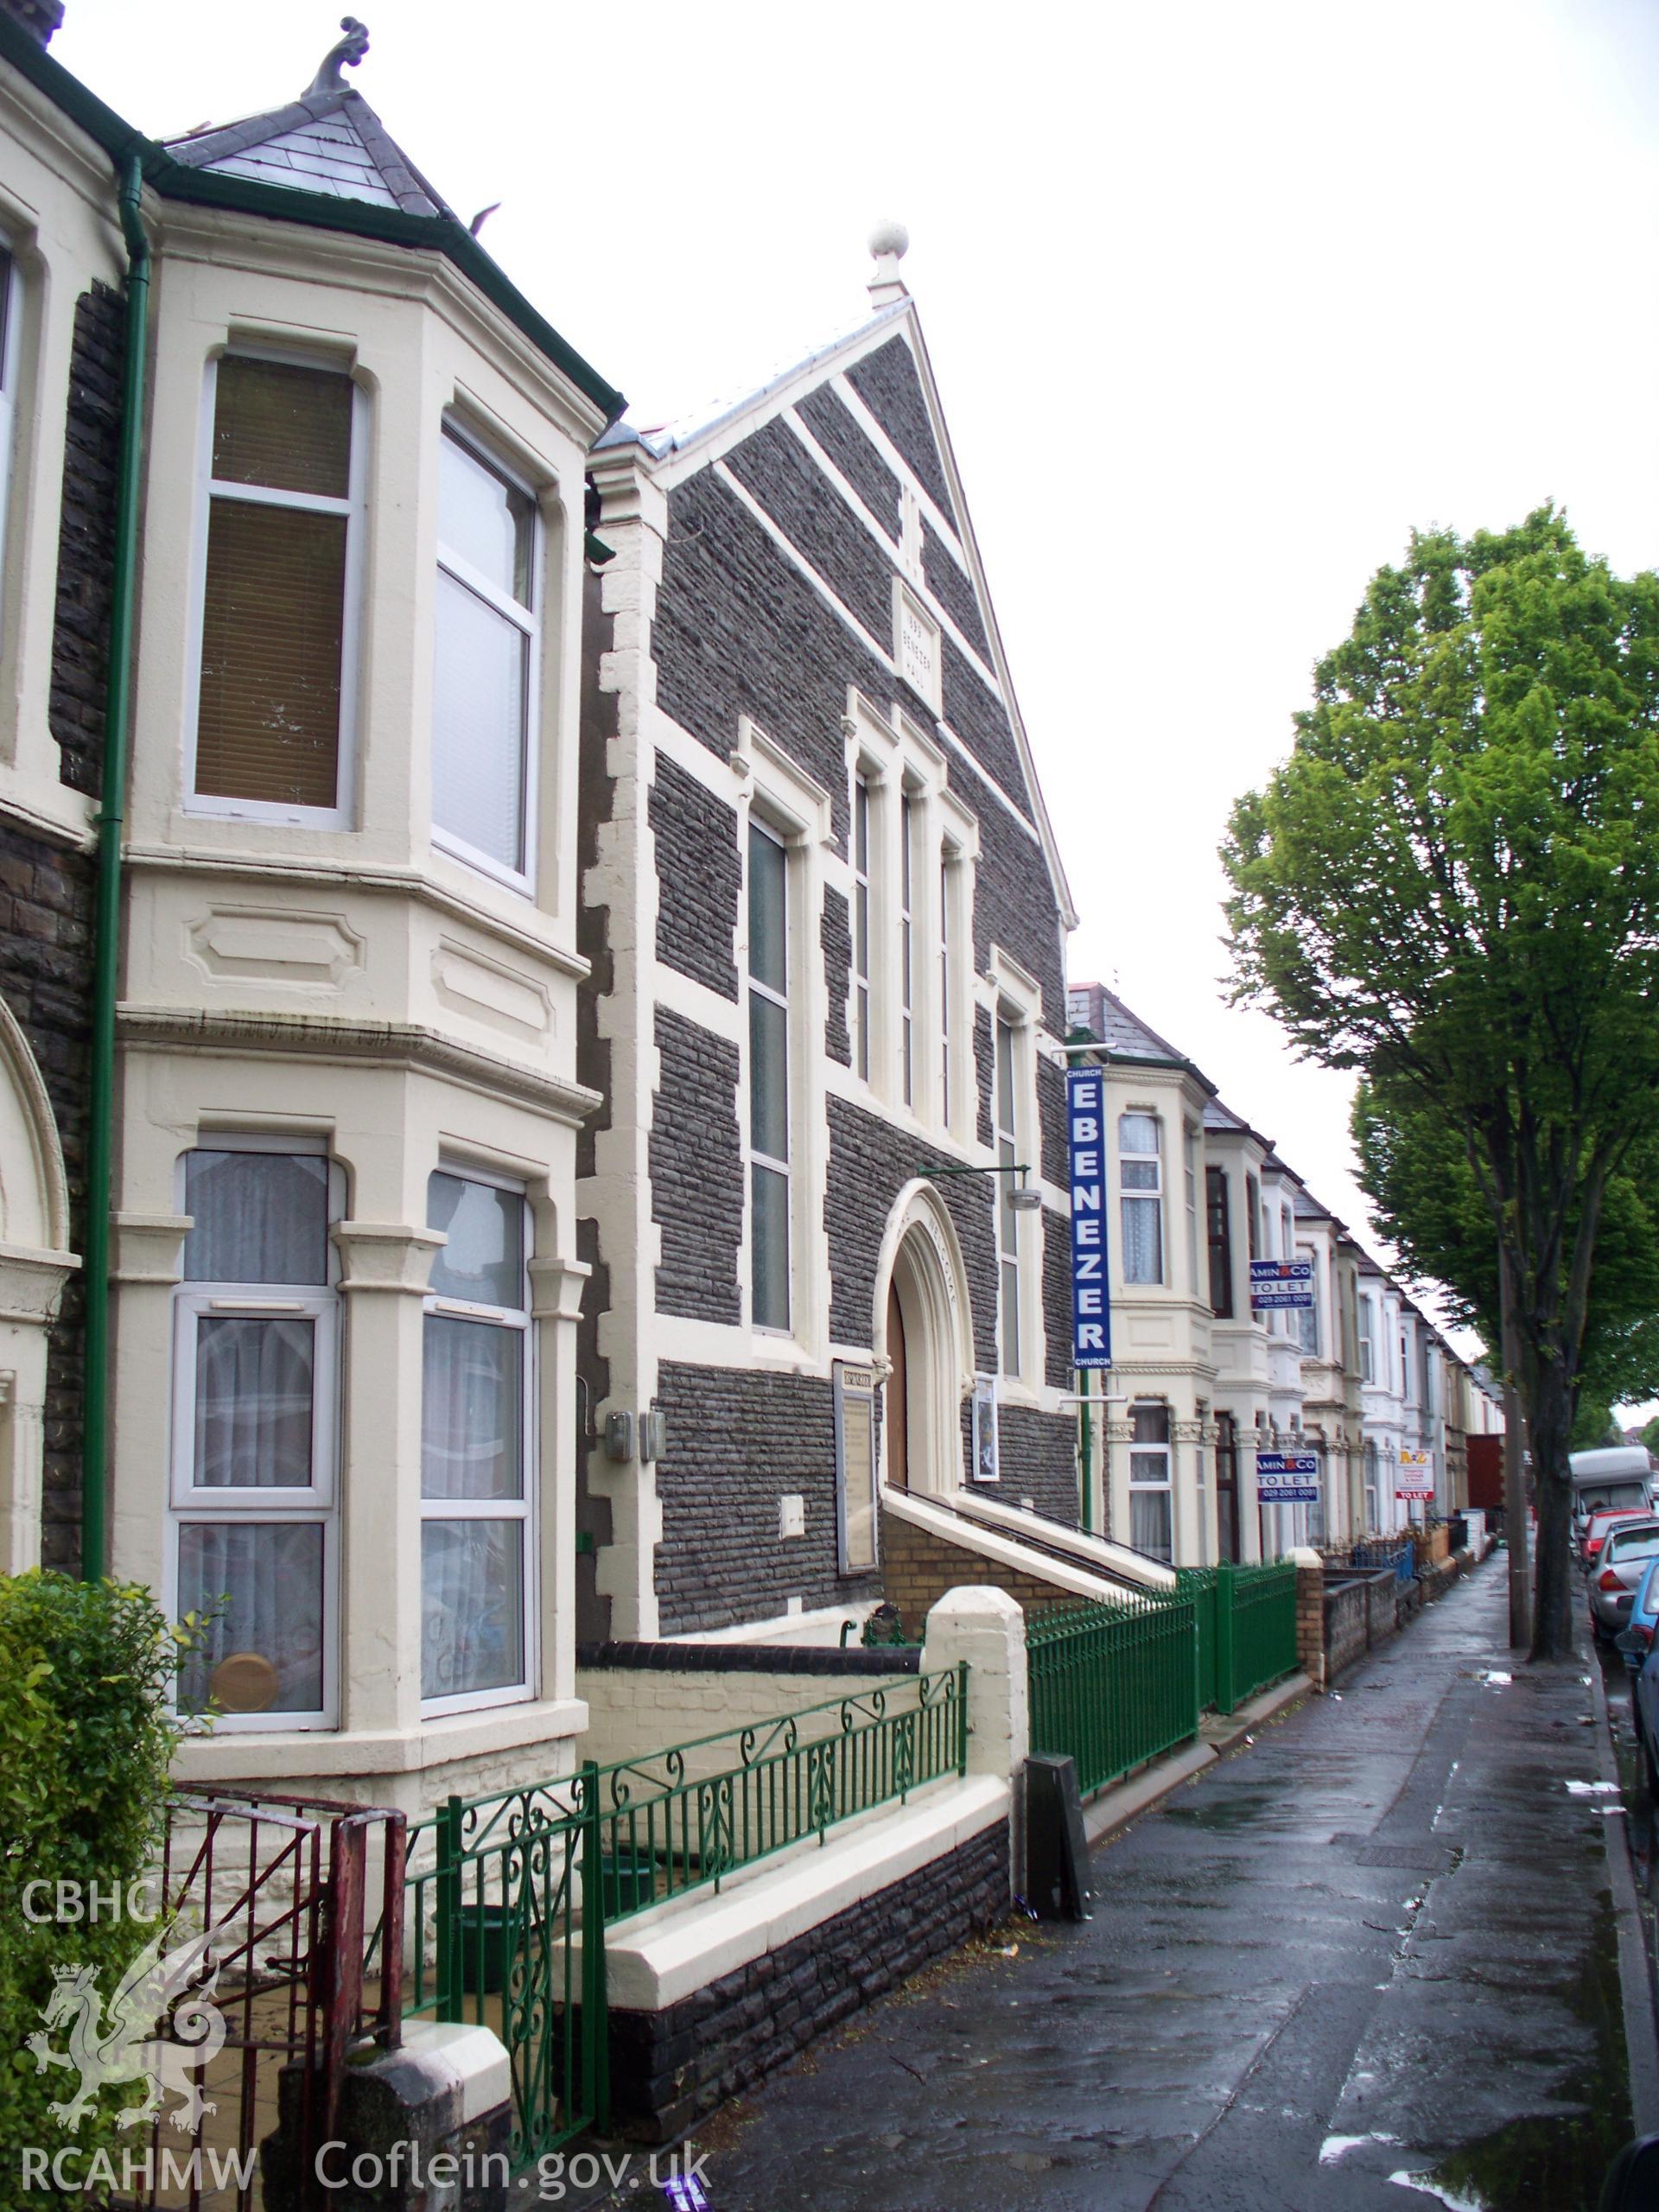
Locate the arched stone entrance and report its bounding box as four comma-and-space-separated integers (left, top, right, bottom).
874, 1185, 975, 1499
0, 995, 76, 1573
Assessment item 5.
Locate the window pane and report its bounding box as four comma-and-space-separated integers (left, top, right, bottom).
1121, 1160, 1159, 1190
752, 1162, 790, 1329
1122, 1195, 1163, 1283
748, 826, 786, 993
1001, 1255, 1020, 1373
426, 1173, 524, 1306
1130, 1489, 1173, 1561
422, 1518, 524, 1699
1119, 1114, 1159, 1154
422, 1314, 524, 1499
749, 992, 789, 1161
432, 570, 528, 871
212, 357, 352, 498
1131, 1402, 1171, 1445
439, 430, 534, 604
177, 1521, 325, 1713
996, 1020, 1014, 1128
196, 500, 346, 807
184, 1151, 329, 1285
194, 1316, 315, 1488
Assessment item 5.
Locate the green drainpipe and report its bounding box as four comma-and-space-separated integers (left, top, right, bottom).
1078, 1367, 1093, 1533
79, 156, 149, 1580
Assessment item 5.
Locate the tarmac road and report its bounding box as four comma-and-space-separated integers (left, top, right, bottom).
696, 1559, 1638, 2212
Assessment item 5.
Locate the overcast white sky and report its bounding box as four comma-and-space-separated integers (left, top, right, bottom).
53, 0, 1659, 1365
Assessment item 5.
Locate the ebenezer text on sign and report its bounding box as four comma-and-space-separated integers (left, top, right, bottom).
1066, 1068, 1111, 1369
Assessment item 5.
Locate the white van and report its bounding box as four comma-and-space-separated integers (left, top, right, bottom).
1570, 1446, 1657, 1540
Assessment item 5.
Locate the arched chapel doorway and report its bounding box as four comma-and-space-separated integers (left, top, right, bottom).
875, 1188, 974, 1499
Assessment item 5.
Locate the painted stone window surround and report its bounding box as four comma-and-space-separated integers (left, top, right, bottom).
985, 948, 1041, 1395
183, 346, 370, 831
733, 716, 831, 1361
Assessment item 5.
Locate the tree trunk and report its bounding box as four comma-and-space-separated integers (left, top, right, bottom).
1498, 1249, 1532, 1649
1527, 1358, 1576, 1662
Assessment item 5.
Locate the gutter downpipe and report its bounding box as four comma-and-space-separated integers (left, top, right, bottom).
79, 156, 149, 1580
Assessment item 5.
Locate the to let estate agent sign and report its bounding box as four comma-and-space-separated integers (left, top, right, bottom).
1255, 1451, 1320, 1503
1067, 1068, 1111, 1369
1396, 1448, 1433, 1501
1249, 1259, 1313, 1310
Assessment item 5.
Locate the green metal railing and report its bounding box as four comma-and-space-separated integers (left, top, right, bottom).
1178, 1560, 1300, 1714
589, 1668, 968, 1920
1027, 1592, 1200, 1798
397, 1668, 968, 2166
403, 1765, 606, 2168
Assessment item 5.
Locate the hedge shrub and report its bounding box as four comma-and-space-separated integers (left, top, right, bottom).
0, 1573, 194, 2196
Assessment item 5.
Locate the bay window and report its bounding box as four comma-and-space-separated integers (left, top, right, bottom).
189, 353, 364, 822
432, 422, 539, 886
1128, 1401, 1173, 1561
1206, 1166, 1233, 1317
171, 1142, 339, 1727
422, 1170, 534, 1709
748, 822, 791, 1331
1119, 1114, 1164, 1285
1296, 1243, 1319, 1354
1359, 1294, 1376, 1382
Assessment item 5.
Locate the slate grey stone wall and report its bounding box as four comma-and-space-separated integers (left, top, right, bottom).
0, 820, 92, 1572
1043, 1210, 1073, 1392
824, 1093, 997, 1375
821, 885, 852, 1067
997, 1404, 1079, 1526
1038, 1058, 1068, 1188
650, 750, 740, 1000
726, 418, 893, 640
607, 1815, 1009, 2143
796, 384, 900, 540
846, 334, 957, 525
650, 1007, 741, 1325
950, 747, 1066, 1033
924, 517, 989, 661
652, 1360, 881, 1634
50, 284, 123, 798
974, 1005, 995, 1146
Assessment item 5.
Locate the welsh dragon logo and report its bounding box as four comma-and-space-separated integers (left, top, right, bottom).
24, 1926, 227, 2133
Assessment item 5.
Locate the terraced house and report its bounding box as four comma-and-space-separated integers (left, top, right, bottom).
576, 236, 1122, 1649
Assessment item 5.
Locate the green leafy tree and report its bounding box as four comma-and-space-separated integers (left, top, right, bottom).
1353, 1077, 1659, 1420
1224, 506, 1659, 1658
0, 1574, 198, 2196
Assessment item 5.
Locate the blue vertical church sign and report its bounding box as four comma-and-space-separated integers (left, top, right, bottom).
1066, 1067, 1111, 1369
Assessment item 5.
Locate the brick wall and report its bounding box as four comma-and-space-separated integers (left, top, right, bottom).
650, 752, 740, 998
880, 1506, 1084, 1638
650, 1007, 742, 1324
607, 1813, 1009, 2143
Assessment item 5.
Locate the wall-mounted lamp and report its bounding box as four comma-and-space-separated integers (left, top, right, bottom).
919, 1161, 1043, 1210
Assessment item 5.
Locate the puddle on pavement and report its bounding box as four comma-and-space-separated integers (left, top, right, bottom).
1160, 1789, 1275, 1832
1389, 1886, 1630, 2212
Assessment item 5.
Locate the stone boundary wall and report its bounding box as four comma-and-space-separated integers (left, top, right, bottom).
607, 1815, 1010, 2143
575, 1661, 916, 1777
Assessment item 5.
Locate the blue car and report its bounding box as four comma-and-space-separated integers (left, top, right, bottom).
1616, 1557, 1659, 1789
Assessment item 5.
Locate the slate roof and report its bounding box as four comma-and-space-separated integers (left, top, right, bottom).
165, 53, 454, 219
1065, 981, 1194, 1068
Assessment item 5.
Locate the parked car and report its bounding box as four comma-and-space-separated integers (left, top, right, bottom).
1572, 1446, 1656, 1548
1581, 1506, 1656, 1569
1589, 1522, 1659, 1640
1619, 1596, 1659, 1792
1614, 1557, 1659, 1672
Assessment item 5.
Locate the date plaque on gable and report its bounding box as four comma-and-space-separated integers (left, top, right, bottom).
896, 586, 941, 713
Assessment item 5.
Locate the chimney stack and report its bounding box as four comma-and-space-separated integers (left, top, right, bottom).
0, 0, 65, 45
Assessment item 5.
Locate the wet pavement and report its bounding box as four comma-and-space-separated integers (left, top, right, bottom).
696, 1560, 1637, 2211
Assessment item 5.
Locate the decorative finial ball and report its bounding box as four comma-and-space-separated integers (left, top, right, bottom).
868, 220, 910, 262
